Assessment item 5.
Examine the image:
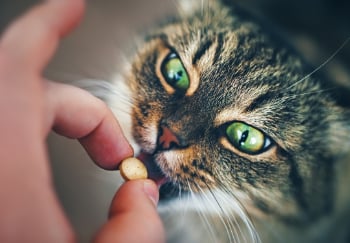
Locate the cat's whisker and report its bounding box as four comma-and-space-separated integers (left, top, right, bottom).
109, 105, 132, 117
59, 77, 136, 119
202, 184, 236, 241
190, 159, 250, 242
171, 0, 186, 15
287, 37, 350, 90
211, 189, 258, 243
218, 183, 261, 243
211, 180, 258, 242
178, 180, 183, 204
188, 159, 246, 242
46, 69, 96, 83
73, 78, 135, 108
201, 0, 205, 17
196, 183, 237, 243
179, 181, 187, 219
187, 180, 219, 243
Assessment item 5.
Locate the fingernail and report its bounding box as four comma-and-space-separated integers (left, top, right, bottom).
143, 180, 159, 207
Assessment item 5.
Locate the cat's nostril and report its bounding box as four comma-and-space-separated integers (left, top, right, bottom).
157, 125, 184, 150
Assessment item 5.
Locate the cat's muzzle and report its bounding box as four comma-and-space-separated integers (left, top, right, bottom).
137, 152, 180, 201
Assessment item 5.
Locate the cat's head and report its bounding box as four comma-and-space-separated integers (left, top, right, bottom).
125, 0, 350, 224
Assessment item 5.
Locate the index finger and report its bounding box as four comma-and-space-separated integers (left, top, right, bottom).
46, 81, 134, 169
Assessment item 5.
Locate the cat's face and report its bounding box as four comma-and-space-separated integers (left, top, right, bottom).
125, 1, 349, 224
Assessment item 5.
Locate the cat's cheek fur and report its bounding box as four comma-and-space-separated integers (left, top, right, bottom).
132, 122, 158, 154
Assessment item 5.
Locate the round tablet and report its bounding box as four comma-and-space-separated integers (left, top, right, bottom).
119, 157, 148, 181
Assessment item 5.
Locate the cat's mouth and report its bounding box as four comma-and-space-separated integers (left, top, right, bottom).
137, 152, 169, 187
137, 152, 180, 201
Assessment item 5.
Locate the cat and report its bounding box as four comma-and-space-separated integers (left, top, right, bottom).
78, 0, 350, 242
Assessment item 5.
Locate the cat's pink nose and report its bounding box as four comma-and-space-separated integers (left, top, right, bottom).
158, 125, 181, 150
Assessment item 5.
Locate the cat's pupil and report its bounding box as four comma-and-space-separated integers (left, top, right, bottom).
170, 70, 183, 83
239, 130, 249, 145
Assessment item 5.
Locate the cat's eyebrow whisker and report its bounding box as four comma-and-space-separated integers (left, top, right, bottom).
284, 87, 337, 100
202, 0, 212, 31
287, 37, 350, 90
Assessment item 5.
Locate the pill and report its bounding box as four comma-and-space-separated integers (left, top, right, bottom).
119, 157, 148, 181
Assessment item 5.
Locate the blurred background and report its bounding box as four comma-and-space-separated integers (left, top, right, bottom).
0, 0, 349, 242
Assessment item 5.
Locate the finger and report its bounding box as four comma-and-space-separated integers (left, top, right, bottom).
45, 81, 133, 169
0, 0, 85, 73
94, 180, 165, 243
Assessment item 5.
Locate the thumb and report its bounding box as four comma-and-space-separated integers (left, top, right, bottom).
94, 180, 165, 243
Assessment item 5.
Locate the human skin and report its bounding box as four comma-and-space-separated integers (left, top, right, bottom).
0, 0, 165, 242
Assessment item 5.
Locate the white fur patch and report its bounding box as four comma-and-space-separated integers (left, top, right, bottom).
141, 124, 158, 154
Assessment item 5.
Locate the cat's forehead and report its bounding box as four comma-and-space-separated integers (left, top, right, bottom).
151, 15, 301, 86
148, 26, 294, 106
157, 22, 238, 65
143, 22, 304, 121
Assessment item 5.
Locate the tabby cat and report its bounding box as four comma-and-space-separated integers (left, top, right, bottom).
82, 0, 350, 242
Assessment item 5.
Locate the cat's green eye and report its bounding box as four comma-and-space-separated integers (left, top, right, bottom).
225, 122, 272, 155
161, 52, 190, 92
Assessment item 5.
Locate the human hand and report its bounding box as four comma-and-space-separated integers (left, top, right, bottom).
0, 0, 164, 242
